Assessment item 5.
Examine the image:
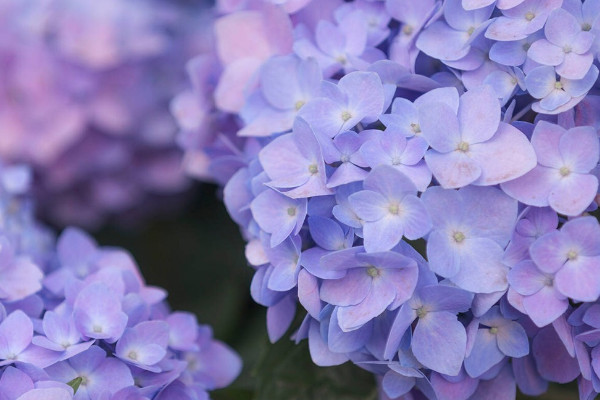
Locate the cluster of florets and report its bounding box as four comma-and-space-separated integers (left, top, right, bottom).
0, 0, 215, 227
173, 0, 600, 399
0, 164, 241, 399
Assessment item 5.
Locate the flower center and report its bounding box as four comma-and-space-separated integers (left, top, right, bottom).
583, 23, 592, 31
453, 231, 466, 243
128, 351, 138, 361
341, 111, 352, 122
403, 24, 414, 35
525, 12, 535, 21
544, 276, 554, 287
554, 81, 563, 90
522, 42, 531, 51
466, 26, 475, 36
93, 325, 103, 333
563, 45, 572, 54
489, 327, 498, 334
456, 141, 469, 152
410, 123, 421, 134
388, 203, 400, 215
308, 164, 318, 175
416, 306, 428, 319
366, 266, 380, 278
340, 154, 350, 163
287, 207, 296, 217
336, 55, 347, 65
567, 249, 578, 261
559, 166, 570, 177
295, 100, 305, 111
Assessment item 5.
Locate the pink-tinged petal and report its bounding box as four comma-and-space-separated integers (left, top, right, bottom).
399, 195, 432, 240
562, 65, 599, 97
458, 85, 500, 144
522, 286, 568, 327
500, 166, 556, 207
415, 87, 460, 113
531, 120, 565, 168
572, 31, 595, 54
555, 256, 600, 301
496, 0, 526, 9
308, 320, 348, 366
214, 58, 262, 113
386, 267, 419, 310
529, 230, 569, 274
524, 66, 557, 99
548, 173, 598, 216
528, 39, 564, 66
485, 17, 531, 41
396, 161, 433, 192
451, 238, 509, 294
425, 150, 481, 189
427, 231, 462, 278
545, 8, 580, 47
337, 279, 395, 331
556, 52, 594, 80
315, 20, 346, 56
470, 123, 536, 186
559, 126, 599, 173
419, 101, 460, 153
340, 71, 386, 123
413, 311, 466, 375
507, 260, 546, 296
215, 12, 272, 64
560, 217, 600, 256
320, 268, 371, 306
267, 295, 296, 342
362, 216, 405, 252
298, 269, 321, 319
540, 89, 572, 111
0, 311, 32, 358
462, 0, 495, 10
0, 258, 43, 302
348, 190, 388, 221
416, 21, 471, 61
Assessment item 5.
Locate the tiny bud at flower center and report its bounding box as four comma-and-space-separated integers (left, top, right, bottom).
287, 207, 297, 217
402, 24, 413, 35
295, 100, 305, 111
544, 276, 554, 287
416, 306, 428, 319
93, 325, 103, 333
340, 154, 350, 163
466, 26, 475, 36
567, 249, 578, 261
336, 55, 347, 65
453, 231, 466, 243
128, 351, 138, 360
559, 166, 571, 177
366, 266, 380, 278
456, 141, 470, 152
563, 45, 572, 54
554, 81, 563, 90
410, 123, 421, 134
489, 327, 498, 334
388, 203, 400, 215
525, 12, 535, 21
308, 164, 318, 175
341, 111, 352, 122
583, 23, 592, 31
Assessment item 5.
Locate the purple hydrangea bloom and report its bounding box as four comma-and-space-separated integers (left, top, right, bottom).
349, 166, 431, 252
501, 120, 600, 216
171, 0, 600, 397
420, 85, 536, 189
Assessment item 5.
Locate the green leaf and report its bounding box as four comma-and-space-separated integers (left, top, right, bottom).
67, 377, 83, 394
253, 336, 377, 400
